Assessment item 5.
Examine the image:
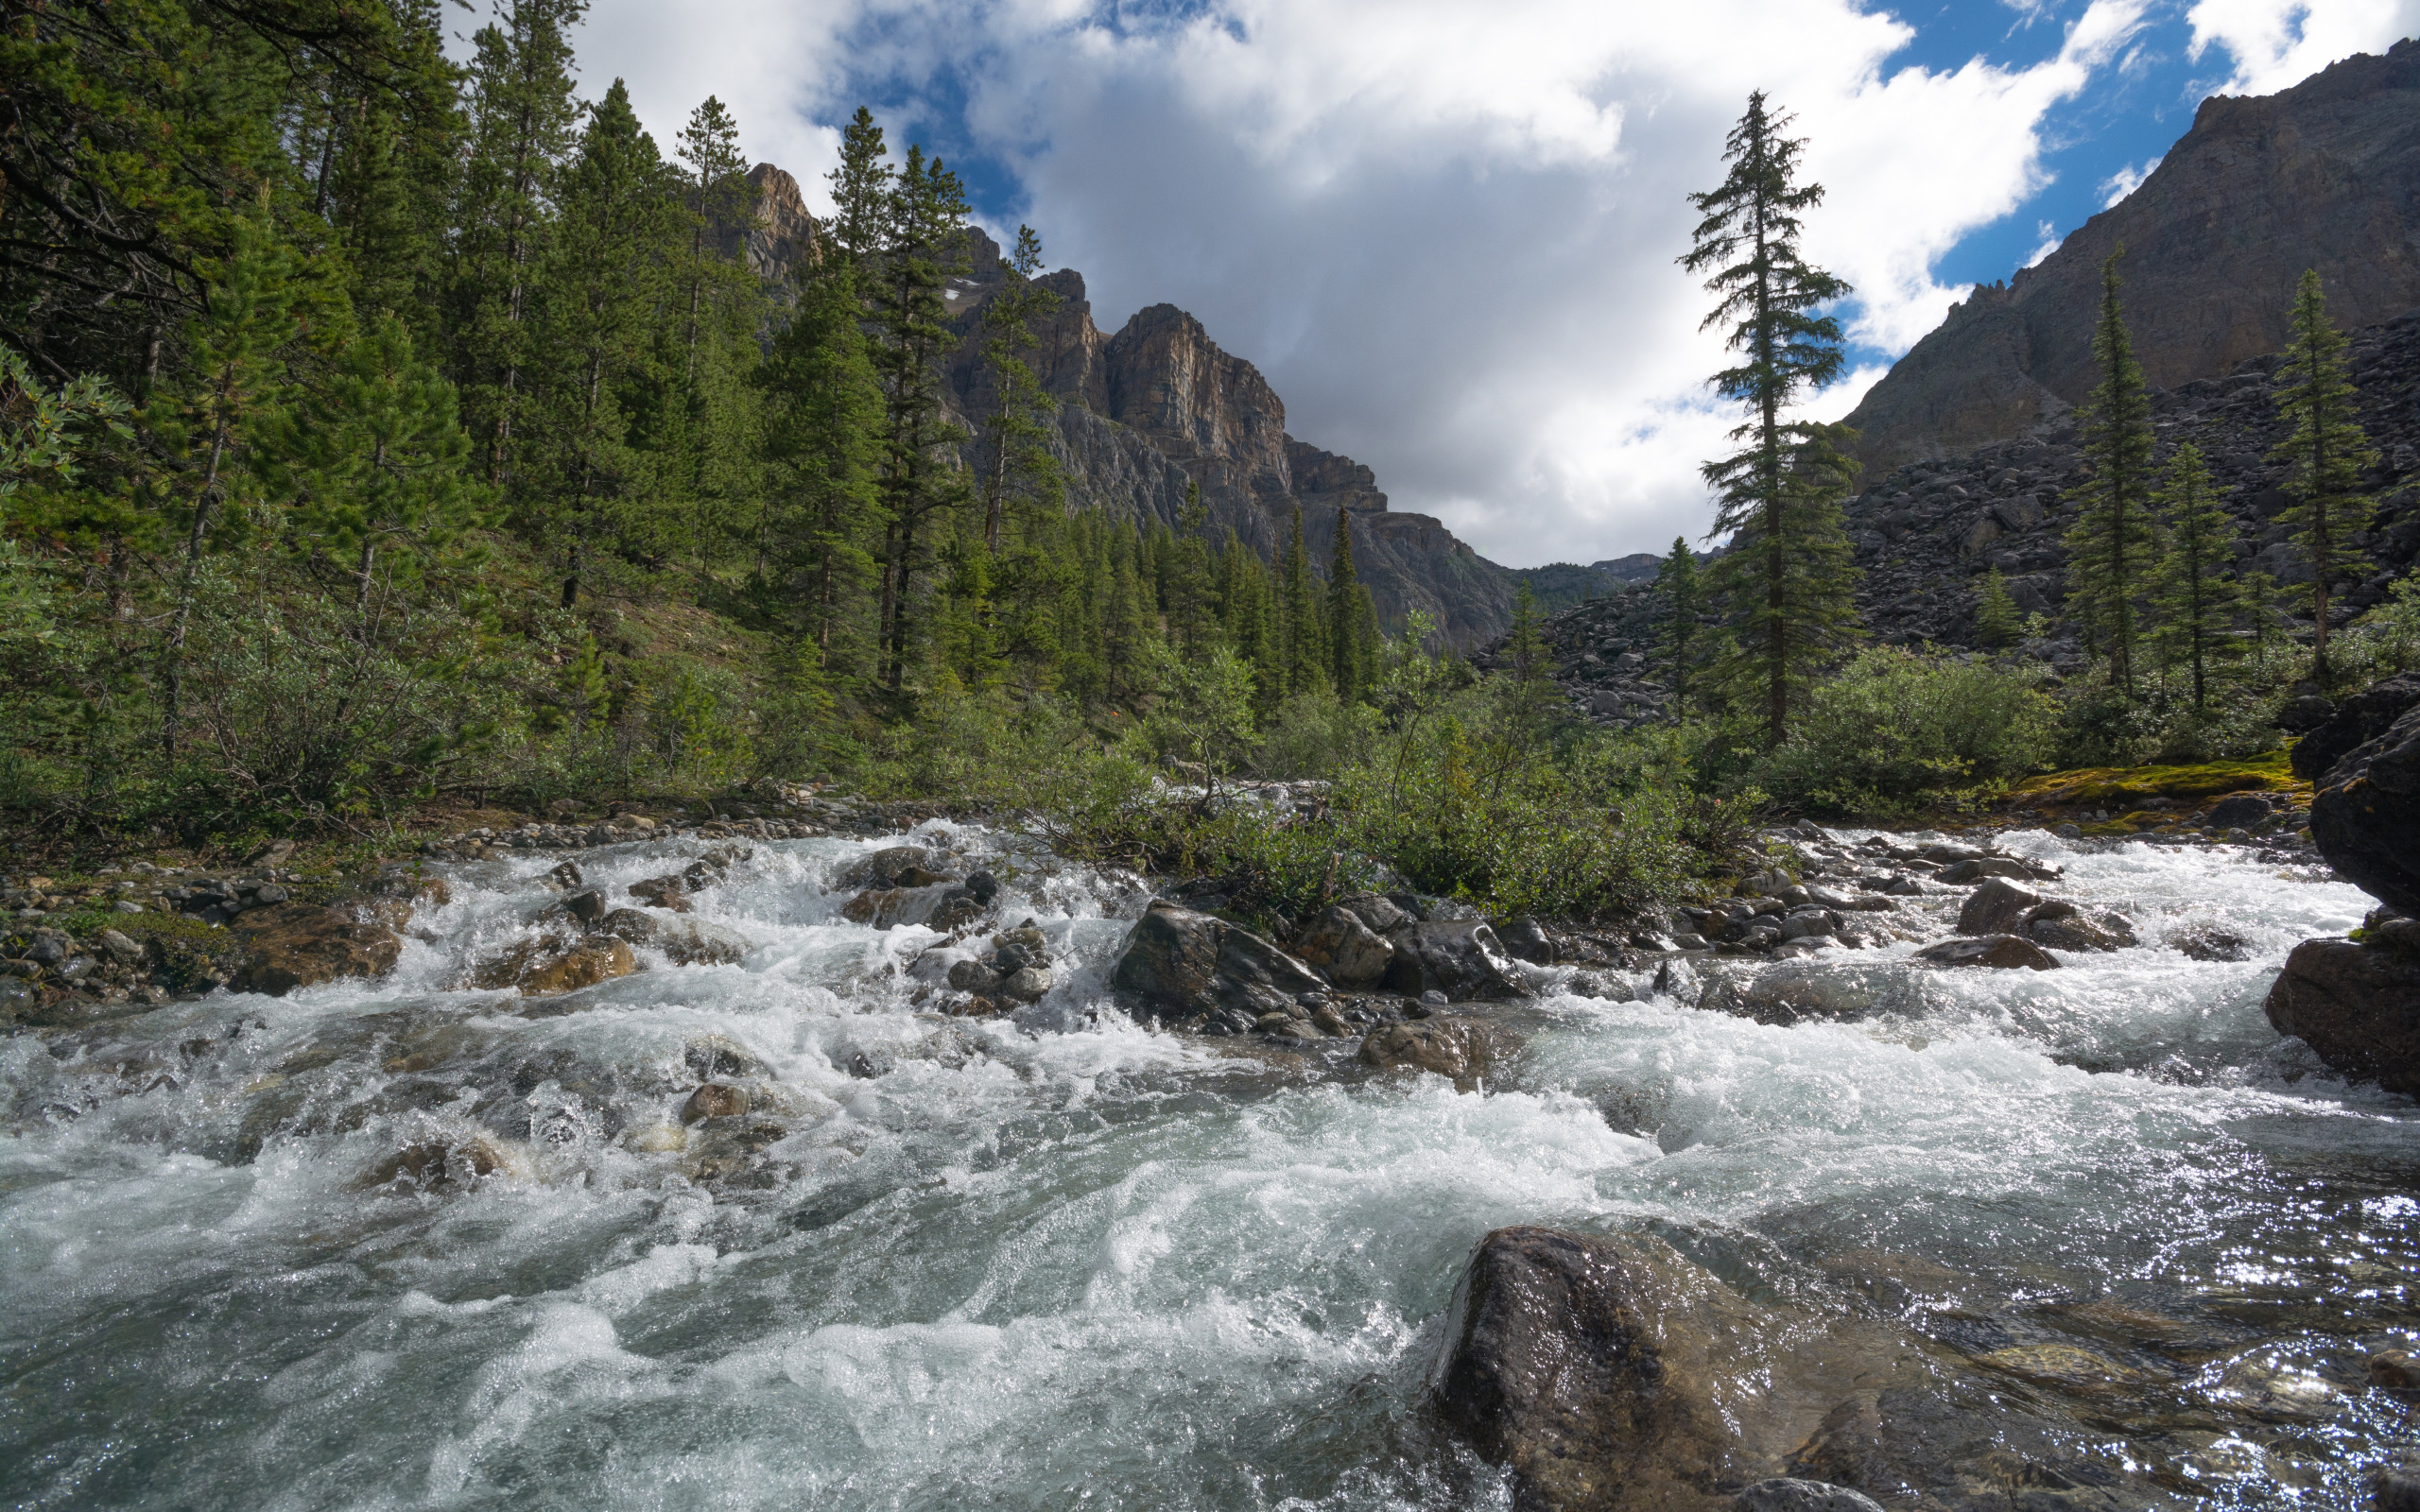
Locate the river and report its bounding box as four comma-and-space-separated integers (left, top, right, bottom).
2, 824, 2410, 1509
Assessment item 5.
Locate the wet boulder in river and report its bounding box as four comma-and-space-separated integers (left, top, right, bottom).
1291, 905, 1394, 987
473, 934, 637, 997
2264, 932, 2420, 1093
1433, 1227, 1767, 1510
1110, 901, 1328, 1027
835, 845, 959, 891
1957, 877, 2041, 935
230, 903, 404, 997
1381, 919, 1530, 1002
2308, 697, 2420, 917
1916, 935, 2060, 971
1735, 1480, 1886, 1512
1357, 1016, 1512, 1089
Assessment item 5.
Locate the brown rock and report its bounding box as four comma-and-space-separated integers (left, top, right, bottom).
2370, 1349, 2420, 1389
1292, 904, 1394, 987
365, 1135, 515, 1190
472, 936, 637, 997
1357, 1016, 1512, 1090
2264, 936, 2420, 1092
230, 904, 403, 997
681, 1082, 750, 1123
1956, 876, 2041, 936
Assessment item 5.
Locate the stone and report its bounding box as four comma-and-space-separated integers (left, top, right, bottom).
2380, 1466, 2420, 1512
1956, 876, 2042, 935
566, 889, 606, 923
365, 1135, 518, 1190
998, 966, 1053, 1002
1735, 1480, 1886, 1512
1433, 1227, 1762, 1510
681, 1083, 751, 1123
2027, 912, 2134, 952
2173, 926, 2254, 962
2265, 936, 2420, 1092
472, 935, 637, 998
947, 957, 1001, 993
2279, 694, 2339, 733
1357, 1017, 1512, 1089
1495, 916, 1557, 964
1291, 905, 1395, 988
684, 1035, 768, 1079
840, 885, 959, 931
1935, 856, 2034, 885
25, 929, 68, 964
834, 845, 957, 890
548, 859, 584, 889
1110, 902, 1329, 1025
627, 876, 692, 912
1915, 935, 2060, 971
2370, 1349, 2420, 1389
95, 928, 144, 964
230, 904, 404, 997
1335, 891, 1411, 935
2308, 699, 2420, 917
1381, 919, 1529, 1002
1699, 969, 1880, 1026
2204, 793, 2274, 830
2293, 673, 2420, 781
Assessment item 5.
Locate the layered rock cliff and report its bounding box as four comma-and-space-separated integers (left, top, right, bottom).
738, 189, 1518, 645
1844, 38, 2420, 478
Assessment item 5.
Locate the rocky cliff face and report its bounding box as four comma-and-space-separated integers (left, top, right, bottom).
744, 200, 1519, 645
733, 163, 817, 282
1490, 308, 2420, 728
1845, 38, 2420, 479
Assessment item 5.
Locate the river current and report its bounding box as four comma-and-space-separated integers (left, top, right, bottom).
2, 825, 2411, 1509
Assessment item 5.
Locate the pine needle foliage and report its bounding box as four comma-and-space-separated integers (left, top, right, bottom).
2267, 268, 2378, 675
2061, 250, 2159, 697
1679, 92, 1860, 747
1975, 565, 2022, 649
2147, 442, 2244, 713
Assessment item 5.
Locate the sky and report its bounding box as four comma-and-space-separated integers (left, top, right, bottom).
514, 0, 2420, 569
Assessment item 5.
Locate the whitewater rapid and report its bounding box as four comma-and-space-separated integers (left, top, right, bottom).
2, 825, 2411, 1509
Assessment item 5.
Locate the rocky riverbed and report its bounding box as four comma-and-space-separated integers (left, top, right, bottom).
3, 803, 2417, 1509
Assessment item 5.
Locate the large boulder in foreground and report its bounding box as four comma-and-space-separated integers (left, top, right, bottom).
1111, 901, 1328, 1029
230, 904, 403, 997
2308, 698, 2420, 917
2290, 673, 2420, 782
2265, 931, 2420, 1093
1434, 1228, 1764, 1510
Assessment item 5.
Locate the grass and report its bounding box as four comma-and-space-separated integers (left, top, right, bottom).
2005, 749, 2308, 811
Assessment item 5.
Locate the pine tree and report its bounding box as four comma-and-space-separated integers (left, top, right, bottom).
1326, 507, 1364, 703
2061, 250, 2159, 697
1651, 536, 1703, 710
825, 107, 893, 265
277, 313, 489, 628
1975, 565, 2022, 650
2147, 442, 2244, 713
1501, 579, 1555, 731
978, 225, 1065, 552
1277, 507, 1327, 698
868, 144, 971, 692
1679, 93, 1860, 746
758, 250, 884, 670
2268, 268, 2379, 676
448, 0, 585, 490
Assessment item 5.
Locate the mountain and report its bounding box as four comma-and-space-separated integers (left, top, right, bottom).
1511, 554, 1675, 612
1843, 37, 2420, 479
1486, 306, 2420, 728
741, 181, 1519, 646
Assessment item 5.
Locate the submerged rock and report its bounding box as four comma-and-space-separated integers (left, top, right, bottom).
473, 935, 637, 997
1915, 935, 2060, 971
1110, 901, 1328, 1027
2265, 935, 2420, 1092
230, 904, 404, 997
598, 908, 748, 965
835, 845, 958, 891
1357, 1016, 1512, 1089
2172, 926, 2254, 962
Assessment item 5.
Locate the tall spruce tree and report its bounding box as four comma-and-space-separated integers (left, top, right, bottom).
1326, 508, 1364, 704
758, 250, 884, 670
868, 144, 970, 692
1277, 507, 1326, 697
2148, 441, 2243, 713
2268, 269, 2378, 676
2061, 251, 2159, 696
1680, 92, 1860, 746
1651, 536, 1703, 711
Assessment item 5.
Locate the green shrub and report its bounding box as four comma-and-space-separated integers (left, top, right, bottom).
1761, 646, 2057, 816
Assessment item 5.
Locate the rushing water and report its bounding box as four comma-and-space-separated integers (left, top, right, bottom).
2, 825, 2412, 1509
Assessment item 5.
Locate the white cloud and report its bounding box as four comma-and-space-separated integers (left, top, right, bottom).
2187, 0, 2420, 94
556, 0, 2396, 567
2098, 154, 2161, 205
2025, 219, 2064, 267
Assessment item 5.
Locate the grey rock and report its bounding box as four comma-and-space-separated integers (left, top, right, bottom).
2204, 793, 2274, 830
1957, 876, 2042, 935
1111, 901, 1328, 1025
1358, 1016, 1513, 1088
1336, 891, 1411, 935
1293, 905, 1396, 988
947, 957, 1002, 993
2308, 693, 2420, 916
1382, 919, 1529, 1002
1736, 1479, 1887, 1512
998, 966, 1054, 1002
1495, 915, 1557, 964
2265, 936, 2420, 1092
566, 889, 606, 924
2173, 926, 2253, 962
1937, 856, 2035, 885
1916, 935, 2061, 971
95, 929, 144, 964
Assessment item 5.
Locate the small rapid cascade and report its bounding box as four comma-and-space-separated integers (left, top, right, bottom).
3, 823, 2413, 1509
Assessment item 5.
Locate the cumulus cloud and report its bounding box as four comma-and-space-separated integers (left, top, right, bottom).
2098, 154, 2161, 206
2187, 0, 2420, 94
561, 0, 2401, 567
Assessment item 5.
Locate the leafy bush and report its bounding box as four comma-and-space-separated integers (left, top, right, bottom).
1760, 646, 2057, 816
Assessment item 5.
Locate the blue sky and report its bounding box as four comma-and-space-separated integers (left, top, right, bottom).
567, 0, 2418, 565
